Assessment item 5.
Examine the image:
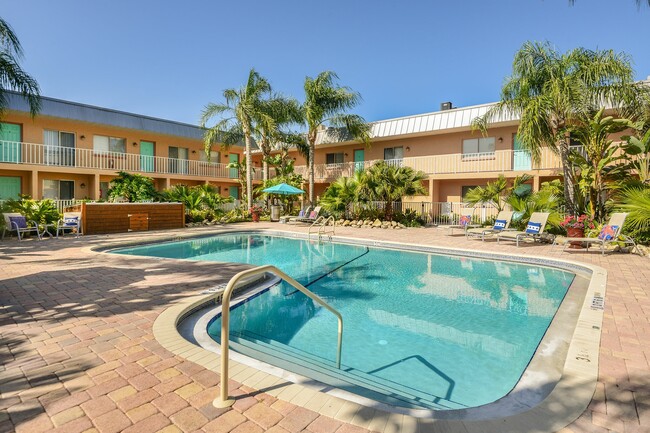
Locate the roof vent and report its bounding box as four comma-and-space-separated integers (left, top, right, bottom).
440, 102, 453, 111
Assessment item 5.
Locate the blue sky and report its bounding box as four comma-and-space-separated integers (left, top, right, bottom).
4, 0, 649, 126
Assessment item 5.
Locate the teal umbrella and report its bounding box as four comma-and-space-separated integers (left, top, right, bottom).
262, 183, 305, 195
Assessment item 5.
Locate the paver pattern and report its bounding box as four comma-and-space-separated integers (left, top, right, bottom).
0, 222, 648, 433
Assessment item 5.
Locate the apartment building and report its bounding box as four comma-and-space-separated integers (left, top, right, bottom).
0, 92, 247, 202
255, 102, 564, 203
0, 93, 566, 204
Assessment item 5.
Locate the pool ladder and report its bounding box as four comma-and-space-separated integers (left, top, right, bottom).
308, 216, 336, 241
214, 264, 343, 408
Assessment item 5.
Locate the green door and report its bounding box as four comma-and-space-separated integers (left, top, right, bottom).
0, 123, 22, 163
229, 154, 239, 179
229, 186, 239, 199
0, 176, 21, 200
353, 149, 365, 171
140, 141, 155, 172
513, 135, 532, 171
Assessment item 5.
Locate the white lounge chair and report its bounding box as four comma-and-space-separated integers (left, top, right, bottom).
556, 212, 639, 255
447, 207, 480, 235
497, 212, 551, 247
295, 206, 322, 224
2, 213, 42, 241
57, 212, 82, 238
466, 211, 515, 241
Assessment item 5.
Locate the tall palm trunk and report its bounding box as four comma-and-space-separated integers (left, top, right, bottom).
244, 135, 253, 209
558, 137, 576, 216
308, 141, 315, 204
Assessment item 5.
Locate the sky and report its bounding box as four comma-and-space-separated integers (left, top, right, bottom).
3, 0, 650, 127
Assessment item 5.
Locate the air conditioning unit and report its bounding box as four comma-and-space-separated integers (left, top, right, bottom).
440, 102, 453, 111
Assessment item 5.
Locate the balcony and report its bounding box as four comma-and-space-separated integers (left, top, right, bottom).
294, 149, 564, 182
0, 141, 262, 180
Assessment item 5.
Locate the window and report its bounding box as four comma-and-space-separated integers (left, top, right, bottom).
384, 146, 404, 160
326, 153, 344, 165
462, 137, 495, 155
169, 146, 189, 174
44, 130, 75, 166
461, 185, 479, 199
200, 150, 220, 162
94, 135, 126, 154
43, 180, 74, 200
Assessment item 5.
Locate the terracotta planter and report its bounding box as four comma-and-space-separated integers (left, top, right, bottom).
251, 212, 260, 223
566, 227, 584, 249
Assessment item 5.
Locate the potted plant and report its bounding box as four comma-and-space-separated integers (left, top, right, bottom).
249, 204, 263, 223
560, 214, 595, 248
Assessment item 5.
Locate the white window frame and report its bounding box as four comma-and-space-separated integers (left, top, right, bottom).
384, 146, 404, 161
326, 152, 344, 166
462, 137, 495, 160
42, 179, 75, 200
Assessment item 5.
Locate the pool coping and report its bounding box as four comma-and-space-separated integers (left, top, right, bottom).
109, 228, 606, 433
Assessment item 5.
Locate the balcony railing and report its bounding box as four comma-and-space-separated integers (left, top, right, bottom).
293, 149, 565, 181
0, 140, 263, 180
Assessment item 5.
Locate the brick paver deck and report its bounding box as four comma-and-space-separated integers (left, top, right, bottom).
1, 223, 648, 433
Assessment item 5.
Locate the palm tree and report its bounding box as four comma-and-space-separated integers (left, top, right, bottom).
255, 95, 302, 182
201, 68, 272, 209
463, 174, 532, 212
302, 71, 371, 204
472, 41, 646, 215
0, 17, 40, 119
358, 161, 427, 220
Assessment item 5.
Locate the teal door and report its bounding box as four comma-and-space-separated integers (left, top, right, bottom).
0, 176, 21, 199
229, 154, 239, 179
513, 135, 531, 171
354, 149, 365, 171
229, 186, 239, 199
140, 141, 155, 172
0, 123, 22, 163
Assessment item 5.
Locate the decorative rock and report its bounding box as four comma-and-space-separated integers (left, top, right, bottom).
342, 220, 350, 227
398, 223, 406, 229
391, 221, 398, 227
372, 219, 382, 227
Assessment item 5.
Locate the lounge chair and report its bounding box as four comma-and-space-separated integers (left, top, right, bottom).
295, 206, 322, 223
447, 207, 480, 235
497, 212, 551, 247
556, 212, 639, 255
57, 212, 82, 238
466, 211, 514, 241
2, 213, 42, 241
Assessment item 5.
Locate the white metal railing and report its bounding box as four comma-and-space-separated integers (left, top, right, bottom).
0, 140, 264, 180
345, 201, 501, 225
308, 215, 335, 240
0, 198, 95, 213
215, 265, 343, 408
293, 149, 566, 181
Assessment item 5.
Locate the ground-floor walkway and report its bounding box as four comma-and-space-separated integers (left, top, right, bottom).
0, 222, 648, 433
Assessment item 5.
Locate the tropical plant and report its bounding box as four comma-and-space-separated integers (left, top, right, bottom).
567, 108, 635, 221
201, 68, 272, 209
472, 41, 647, 215
463, 174, 532, 212
107, 171, 158, 202
302, 71, 371, 204
616, 187, 650, 233
620, 127, 650, 185
559, 214, 596, 230
320, 175, 362, 218
357, 161, 426, 220
2, 195, 60, 225
227, 157, 253, 203
505, 187, 564, 231
161, 184, 232, 222
0, 17, 40, 119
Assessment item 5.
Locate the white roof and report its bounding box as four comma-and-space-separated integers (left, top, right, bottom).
316, 101, 518, 145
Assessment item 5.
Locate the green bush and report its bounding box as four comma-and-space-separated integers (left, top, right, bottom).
2, 196, 61, 227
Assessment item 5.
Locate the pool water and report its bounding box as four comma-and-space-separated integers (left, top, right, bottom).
115, 233, 575, 410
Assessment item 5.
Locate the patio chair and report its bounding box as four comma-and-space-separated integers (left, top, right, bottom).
295, 206, 322, 223
57, 212, 82, 238
556, 212, 639, 255
282, 206, 312, 224
2, 213, 42, 241
466, 211, 514, 241
447, 207, 480, 235
496, 212, 551, 247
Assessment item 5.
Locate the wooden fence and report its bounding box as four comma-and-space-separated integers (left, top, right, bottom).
81, 202, 185, 235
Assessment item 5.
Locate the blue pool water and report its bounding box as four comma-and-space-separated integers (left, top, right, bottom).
114, 233, 575, 410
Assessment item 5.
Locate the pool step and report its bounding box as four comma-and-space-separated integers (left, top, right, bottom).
230, 331, 462, 410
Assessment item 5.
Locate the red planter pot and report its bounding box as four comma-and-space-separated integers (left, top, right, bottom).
251, 212, 260, 223
566, 227, 584, 249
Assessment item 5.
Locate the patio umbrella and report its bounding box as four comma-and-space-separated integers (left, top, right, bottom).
262, 183, 305, 195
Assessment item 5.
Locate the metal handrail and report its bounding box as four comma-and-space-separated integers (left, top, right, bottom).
214, 265, 343, 408
318, 216, 336, 240
307, 216, 326, 239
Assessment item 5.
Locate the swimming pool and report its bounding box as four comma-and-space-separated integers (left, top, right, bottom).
115, 233, 576, 410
